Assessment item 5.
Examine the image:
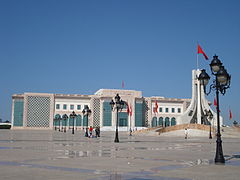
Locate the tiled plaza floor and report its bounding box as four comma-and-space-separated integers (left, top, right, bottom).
0, 129, 239, 180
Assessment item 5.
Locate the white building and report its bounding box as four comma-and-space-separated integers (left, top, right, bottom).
11, 69, 222, 130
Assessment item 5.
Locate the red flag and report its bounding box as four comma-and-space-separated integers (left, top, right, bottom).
127, 103, 132, 117
153, 100, 158, 113
197, 44, 208, 60
214, 97, 217, 107
213, 97, 221, 112
129, 104, 132, 117
122, 80, 124, 88
127, 102, 130, 114
229, 109, 232, 120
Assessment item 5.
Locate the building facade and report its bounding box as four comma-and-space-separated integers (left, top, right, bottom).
11, 89, 190, 131
11, 69, 222, 131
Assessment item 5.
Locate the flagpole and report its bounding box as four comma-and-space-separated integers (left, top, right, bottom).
197, 50, 199, 70
129, 115, 132, 136
197, 42, 199, 70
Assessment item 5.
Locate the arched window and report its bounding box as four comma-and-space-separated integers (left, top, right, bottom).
76, 115, 82, 126
171, 117, 176, 126
165, 117, 170, 127
62, 114, 68, 127
69, 116, 74, 126
54, 114, 61, 126
83, 115, 88, 127
119, 112, 128, 127
159, 117, 164, 127
152, 117, 157, 127
54, 114, 61, 119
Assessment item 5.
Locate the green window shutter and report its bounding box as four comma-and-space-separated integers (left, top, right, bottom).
119, 112, 128, 127
159, 117, 164, 126
56, 104, 60, 109
171, 117, 176, 126
165, 117, 170, 127
76, 115, 82, 126
152, 117, 157, 127
13, 100, 24, 126
135, 102, 144, 127
69, 117, 74, 126
103, 102, 112, 126
83, 115, 88, 126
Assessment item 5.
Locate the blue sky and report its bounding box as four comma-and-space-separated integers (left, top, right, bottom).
0, 0, 239, 125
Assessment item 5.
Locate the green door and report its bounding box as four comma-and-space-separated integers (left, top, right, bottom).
119, 112, 128, 127
159, 117, 163, 127
152, 117, 157, 127
165, 117, 170, 127
76, 115, 82, 126
171, 117, 176, 126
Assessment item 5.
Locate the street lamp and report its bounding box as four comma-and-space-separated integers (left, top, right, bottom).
62, 114, 68, 133
198, 55, 231, 164
110, 94, 125, 143
70, 111, 77, 134
82, 105, 92, 135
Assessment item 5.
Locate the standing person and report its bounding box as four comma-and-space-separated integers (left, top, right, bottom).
89, 126, 93, 138
97, 127, 100, 137
95, 127, 100, 137
184, 128, 188, 139
85, 127, 89, 137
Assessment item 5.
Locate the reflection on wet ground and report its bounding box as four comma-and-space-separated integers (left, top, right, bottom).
1, 131, 240, 180
0, 160, 104, 174
0, 160, 192, 180
0, 146, 22, 150
1, 143, 240, 168
91, 172, 192, 180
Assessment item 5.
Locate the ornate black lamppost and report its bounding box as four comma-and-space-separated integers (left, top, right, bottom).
110, 94, 125, 143
82, 105, 92, 135
70, 111, 77, 134
62, 114, 68, 133
198, 55, 231, 164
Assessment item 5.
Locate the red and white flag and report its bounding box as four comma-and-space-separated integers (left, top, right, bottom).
213, 97, 221, 112
153, 100, 158, 113
229, 109, 233, 120
214, 97, 217, 107
127, 102, 132, 117
129, 104, 132, 117
198, 44, 208, 60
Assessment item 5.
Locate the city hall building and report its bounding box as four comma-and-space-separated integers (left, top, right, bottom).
11, 89, 190, 131
11, 70, 222, 131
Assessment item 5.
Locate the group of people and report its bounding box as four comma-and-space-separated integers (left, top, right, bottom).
84, 126, 100, 138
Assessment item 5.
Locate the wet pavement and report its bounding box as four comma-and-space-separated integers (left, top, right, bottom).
0, 129, 240, 180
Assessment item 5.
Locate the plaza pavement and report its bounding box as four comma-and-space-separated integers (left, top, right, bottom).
0, 128, 239, 180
